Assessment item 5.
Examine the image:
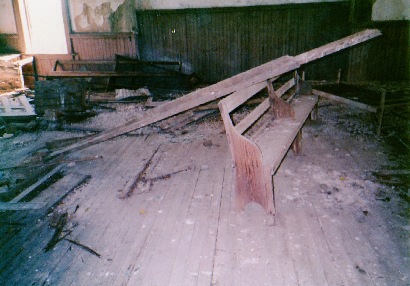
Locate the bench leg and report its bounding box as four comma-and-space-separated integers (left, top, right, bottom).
291, 130, 303, 155
310, 104, 318, 121
234, 164, 276, 215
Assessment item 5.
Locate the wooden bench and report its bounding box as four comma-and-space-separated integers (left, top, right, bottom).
218, 76, 318, 215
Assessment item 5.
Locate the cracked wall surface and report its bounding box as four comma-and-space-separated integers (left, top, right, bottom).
69, 0, 137, 33
65, 0, 410, 33
68, 0, 347, 32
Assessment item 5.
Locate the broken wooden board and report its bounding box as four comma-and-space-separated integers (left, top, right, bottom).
49, 29, 381, 158
313, 89, 378, 113
32, 172, 90, 211
0, 94, 35, 117
10, 165, 63, 203
0, 54, 34, 90
158, 109, 216, 132
49, 55, 298, 158
0, 202, 44, 211
294, 29, 382, 65
115, 88, 151, 100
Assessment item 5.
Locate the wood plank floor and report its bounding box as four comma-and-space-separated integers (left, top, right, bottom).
0, 103, 408, 286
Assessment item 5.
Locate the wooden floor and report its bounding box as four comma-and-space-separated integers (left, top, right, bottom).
0, 103, 408, 285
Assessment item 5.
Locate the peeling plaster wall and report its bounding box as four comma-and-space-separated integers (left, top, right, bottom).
68, 0, 346, 32
68, 0, 137, 32
372, 0, 410, 21
0, 0, 17, 34
135, 0, 346, 10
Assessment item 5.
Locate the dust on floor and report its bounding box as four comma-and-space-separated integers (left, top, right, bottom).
0, 86, 408, 285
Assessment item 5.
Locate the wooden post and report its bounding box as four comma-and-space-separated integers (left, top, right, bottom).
377, 89, 386, 136
310, 104, 318, 121
291, 130, 303, 155
337, 68, 342, 84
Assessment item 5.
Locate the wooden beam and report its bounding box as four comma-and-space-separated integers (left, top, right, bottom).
295, 29, 382, 65
15, 56, 33, 66
235, 99, 270, 135
60, 0, 72, 58
313, 89, 377, 113
0, 54, 20, 61
10, 165, 63, 203
11, 0, 26, 53
275, 78, 295, 97
0, 202, 44, 211
49, 55, 299, 158
49, 30, 381, 158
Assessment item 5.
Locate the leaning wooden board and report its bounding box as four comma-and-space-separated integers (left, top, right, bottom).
49, 55, 299, 158
49, 29, 381, 158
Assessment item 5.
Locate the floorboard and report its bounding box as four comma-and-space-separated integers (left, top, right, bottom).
0, 101, 408, 286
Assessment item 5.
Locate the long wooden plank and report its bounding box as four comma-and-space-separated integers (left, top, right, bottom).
255, 95, 319, 175
15, 56, 33, 66
34, 173, 90, 210
0, 202, 44, 211
276, 78, 295, 97
3, 138, 144, 285
49, 56, 299, 158
49, 30, 380, 158
295, 29, 382, 65
235, 99, 270, 135
222, 81, 268, 113
313, 89, 377, 113
0, 54, 20, 61
10, 165, 63, 203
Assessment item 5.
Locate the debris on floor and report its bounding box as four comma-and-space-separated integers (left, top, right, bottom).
0, 54, 34, 91
47, 29, 383, 159
1, 28, 409, 286
0, 91, 35, 118
115, 88, 151, 100
34, 79, 88, 116
0, 78, 408, 285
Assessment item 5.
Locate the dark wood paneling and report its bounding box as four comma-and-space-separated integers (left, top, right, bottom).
0, 34, 20, 53
348, 22, 409, 82
136, 3, 351, 83
70, 33, 138, 61
34, 54, 72, 75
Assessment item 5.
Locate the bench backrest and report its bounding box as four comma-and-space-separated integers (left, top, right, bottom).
218, 77, 296, 212
218, 77, 296, 137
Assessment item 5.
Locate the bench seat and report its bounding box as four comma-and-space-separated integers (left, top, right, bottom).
253, 95, 318, 176
218, 77, 318, 215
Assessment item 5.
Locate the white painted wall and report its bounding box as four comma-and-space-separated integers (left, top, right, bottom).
19, 0, 68, 54
372, 0, 410, 21
0, 0, 17, 34
135, 0, 346, 10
